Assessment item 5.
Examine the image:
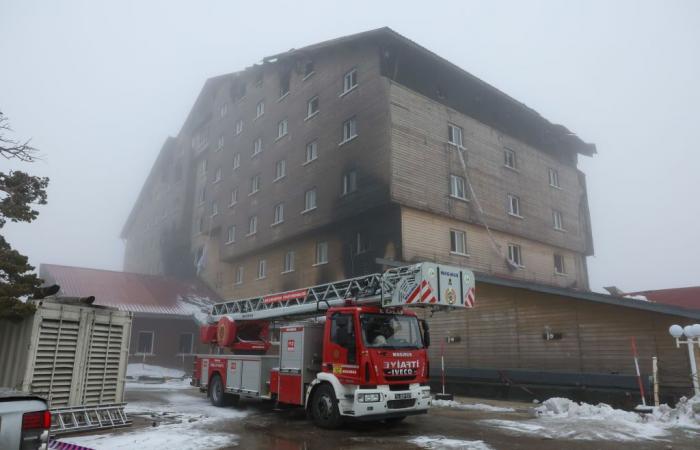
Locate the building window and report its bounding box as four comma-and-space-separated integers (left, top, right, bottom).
315, 241, 328, 265
220, 103, 228, 118
235, 119, 243, 135
507, 194, 522, 217
199, 186, 206, 204
549, 168, 560, 188
214, 167, 222, 183
211, 201, 218, 216
305, 141, 318, 163
277, 119, 288, 139
449, 174, 467, 200
508, 244, 523, 267
196, 215, 204, 233
303, 61, 315, 79
279, 72, 290, 99
504, 148, 517, 169
233, 152, 240, 169
343, 68, 357, 93
448, 123, 463, 148
273, 203, 284, 225
342, 170, 357, 195
253, 137, 262, 156
274, 159, 286, 181
235, 266, 244, 285
341, 117, 357, 144
304, 188, 317, 212
257, 259, 267, 279
306, 96, 319, 118
230, 188, 238, 206
178, 333, 193, 354
200, 159, 208, 176
256, 100, 265, 118
255, 70, 263, 86
356, 232, 369, 254
226, 225, 236, 244
247, 215, 258, 235
217, 135, 224, 152
283, 251, 295, 273
137, 331, 154, 354
450, 229, 467, 255
554, 254, 566, 275
553, 210, 565, 231
250, 174, 261, 194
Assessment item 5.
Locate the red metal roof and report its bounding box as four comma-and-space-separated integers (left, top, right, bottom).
39, 264, 221, 317
626, 286, 700, 311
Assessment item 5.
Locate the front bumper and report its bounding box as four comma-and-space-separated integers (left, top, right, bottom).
341, 384, 431, 418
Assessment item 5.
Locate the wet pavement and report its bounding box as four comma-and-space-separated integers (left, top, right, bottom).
65, 387, 698, 450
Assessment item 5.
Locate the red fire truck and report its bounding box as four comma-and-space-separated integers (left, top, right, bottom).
192, 262, 475, 428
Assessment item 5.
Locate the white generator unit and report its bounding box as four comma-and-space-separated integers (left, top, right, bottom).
0, 297, 132, 434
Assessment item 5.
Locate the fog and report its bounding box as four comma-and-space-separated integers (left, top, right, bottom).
1, 0, 698, 293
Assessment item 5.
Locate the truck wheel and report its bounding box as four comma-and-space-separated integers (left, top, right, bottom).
310, 384, 342, 429
209, 374, 225, 407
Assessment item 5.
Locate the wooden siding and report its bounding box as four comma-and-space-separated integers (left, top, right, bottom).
401, 206, 588, 289
421, 283, 695, 390
388, 81, 592, 257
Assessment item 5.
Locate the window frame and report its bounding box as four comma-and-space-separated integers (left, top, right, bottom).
554, 253, 566, 275
255, 100, 265, 118
504, 148, 517, 170
178, 332, 194, 355
304, 140, 318, 164
216, 135, 224, 152
233, 152, 241, 169
342, 170, 357, 196
235, 266, 244, 285
274, 159, 286, 181
230, 188, 238, 207
283, 250, 295, 273
449, 174, 468, 200
507, 194, 522, 218
226, 225, 236, 244
314, 241, 328, 266
447, 123, 464, 148
213, 167, 222, 183
508, 243, 524, 268
273, 202, 284, 225
277, 119, 288, 139
340, 117, 358, 145
252, 137, 263, 157
257, 259, 267, 279
136, 331, 154, 355
342, 68, 358, 94
553, 210, 565, 231
303, 188, 317, 213
250, 174, 261, 195
548, 168, 560, 188
306, 96, 320, 119
449, 229, 468, 256
247, 215, 258, 236
211, 200, 218, 217
235, 119, 243, 135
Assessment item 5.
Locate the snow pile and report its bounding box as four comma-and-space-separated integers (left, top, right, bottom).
60, 393, 246, 450
127, 363, 186, 380
409, 436, 494, 449
432, 399, 515, 413
126, 378, 193, 391
481, 396, 700, 441
177, 295, 214, 325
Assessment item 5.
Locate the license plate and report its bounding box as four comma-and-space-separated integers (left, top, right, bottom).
395, 393, 412, 400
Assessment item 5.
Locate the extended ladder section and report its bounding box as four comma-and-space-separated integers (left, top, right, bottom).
51, 403, 131, 435
210, 262, 475, 322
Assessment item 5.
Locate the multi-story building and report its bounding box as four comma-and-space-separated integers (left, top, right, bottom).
123, 27, 596, 298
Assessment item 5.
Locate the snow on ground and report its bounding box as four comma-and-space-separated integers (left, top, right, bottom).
126, 363, 186, 379
409, 436, 494, 449
480, 396, 700, 442
126, 378, 194, 390
432, 399, 515, 413
60, 392, 247, 449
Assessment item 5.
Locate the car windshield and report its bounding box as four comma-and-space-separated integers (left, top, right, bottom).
360, 313, 424, 349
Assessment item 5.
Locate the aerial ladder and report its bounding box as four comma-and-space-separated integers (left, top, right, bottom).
193, 262, 475, 428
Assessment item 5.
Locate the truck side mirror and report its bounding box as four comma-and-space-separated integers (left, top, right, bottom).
420, 319, 430, 348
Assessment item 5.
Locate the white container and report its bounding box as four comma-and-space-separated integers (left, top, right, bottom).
0, 298, 132, 408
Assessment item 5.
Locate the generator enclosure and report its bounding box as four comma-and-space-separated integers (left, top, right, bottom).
0, 298, 132, 408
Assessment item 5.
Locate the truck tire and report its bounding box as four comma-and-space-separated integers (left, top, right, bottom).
310, 383, 343, 429
209, 374, 225, 407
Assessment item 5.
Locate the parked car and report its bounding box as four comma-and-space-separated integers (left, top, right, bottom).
0, 389, 50, 450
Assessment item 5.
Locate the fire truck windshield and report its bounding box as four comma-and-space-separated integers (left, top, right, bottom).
360, 313, 424, 349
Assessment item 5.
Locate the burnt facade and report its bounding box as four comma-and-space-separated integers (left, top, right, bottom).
123, 28, 596, 298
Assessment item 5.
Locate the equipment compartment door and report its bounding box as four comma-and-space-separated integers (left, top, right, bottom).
278, 373, 303, 405
226, 359, 242, 390
240, 360, 262, 394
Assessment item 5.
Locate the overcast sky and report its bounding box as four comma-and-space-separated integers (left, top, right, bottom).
1, 0, 698, 293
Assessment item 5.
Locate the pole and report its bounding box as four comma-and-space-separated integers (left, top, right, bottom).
630, 337, 647, 406
441, 339, 446, 395
686, 339, 700, 397
652, 356, 659, 407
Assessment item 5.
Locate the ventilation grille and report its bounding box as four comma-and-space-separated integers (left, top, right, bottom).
32, 318, 80, 408
82, 322, 124, 405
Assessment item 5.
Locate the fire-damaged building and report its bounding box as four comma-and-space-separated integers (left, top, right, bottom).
121, 28, 699, 401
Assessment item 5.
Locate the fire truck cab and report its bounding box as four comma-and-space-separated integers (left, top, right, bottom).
192, 263, 475, 428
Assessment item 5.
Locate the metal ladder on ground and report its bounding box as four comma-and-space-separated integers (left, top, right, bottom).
51, 403, 131, 435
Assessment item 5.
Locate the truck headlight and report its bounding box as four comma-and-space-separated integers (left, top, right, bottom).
359, 393, 381, 403
421, 389, 431, 398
